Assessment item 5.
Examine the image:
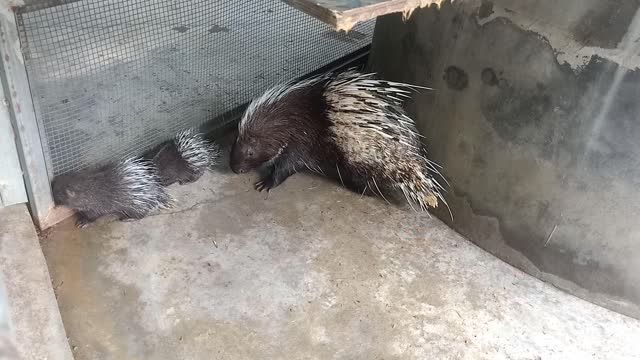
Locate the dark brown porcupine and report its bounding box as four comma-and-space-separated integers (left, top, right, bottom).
230, 70, 448, 213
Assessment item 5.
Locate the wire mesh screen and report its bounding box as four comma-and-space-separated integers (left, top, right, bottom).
15, 0, 374, 176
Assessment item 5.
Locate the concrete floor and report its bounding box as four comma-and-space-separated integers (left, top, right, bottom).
0, 205, 73, 360
40, 156, 640, 360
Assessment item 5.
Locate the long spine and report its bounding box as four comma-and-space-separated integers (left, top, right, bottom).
174, 129, 221, 172
115, 157, 173, 212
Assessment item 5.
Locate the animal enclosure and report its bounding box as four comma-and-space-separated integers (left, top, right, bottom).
13, 0, 374, 179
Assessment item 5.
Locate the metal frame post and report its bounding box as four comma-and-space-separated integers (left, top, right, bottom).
0, 3, 55, 229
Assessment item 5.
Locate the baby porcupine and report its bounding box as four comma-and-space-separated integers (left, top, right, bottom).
151, 129, 221, 186
52, 157, 173, 228
229, 70, 448, 213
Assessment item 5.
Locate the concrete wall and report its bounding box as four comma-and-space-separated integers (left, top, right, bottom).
368, 0, 640, 319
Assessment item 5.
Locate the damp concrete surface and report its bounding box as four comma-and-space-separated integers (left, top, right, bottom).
37, 148, 640, 360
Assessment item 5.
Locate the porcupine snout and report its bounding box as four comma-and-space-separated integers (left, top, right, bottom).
229, 142, 246, 174
229, 137, 260, 174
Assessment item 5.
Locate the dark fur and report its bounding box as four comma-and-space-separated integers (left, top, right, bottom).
52, 160, 169, 228
147, 130, 219, 186
230, 78, 380, 195
151, 142, 200, 186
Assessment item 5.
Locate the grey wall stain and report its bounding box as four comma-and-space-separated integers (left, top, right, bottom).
571, 0, 640, 49
444, 66, 469, 90
481, 80, 552, 145
480, 68, 498, 86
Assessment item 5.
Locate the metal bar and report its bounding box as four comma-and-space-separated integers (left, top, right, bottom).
0, 5, 54, 228
17, 0, 82, 14
0, 82, 27, 207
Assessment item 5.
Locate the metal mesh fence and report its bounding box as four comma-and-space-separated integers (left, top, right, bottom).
15, 0, 374, 176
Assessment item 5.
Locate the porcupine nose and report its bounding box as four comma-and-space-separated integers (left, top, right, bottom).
229, 162, 245, 174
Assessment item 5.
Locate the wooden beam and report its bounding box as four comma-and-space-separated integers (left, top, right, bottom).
283, 0, 446, 31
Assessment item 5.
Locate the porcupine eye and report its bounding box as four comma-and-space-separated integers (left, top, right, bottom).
247, 149, 255, 158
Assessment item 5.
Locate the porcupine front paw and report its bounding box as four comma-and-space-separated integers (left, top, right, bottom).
118, 212, 146, 222
254, 175, 275, 192
75, 212, 95, 228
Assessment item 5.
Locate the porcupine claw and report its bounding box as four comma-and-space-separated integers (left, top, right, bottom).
254, 173, 277, 192
254, 180, 271, 192
75, 213, 92, 228
76, 219, 90, 228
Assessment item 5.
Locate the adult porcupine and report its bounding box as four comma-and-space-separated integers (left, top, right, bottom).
151, 129, 221, 186
52, 157, 173, 227
229, 70, 448, 212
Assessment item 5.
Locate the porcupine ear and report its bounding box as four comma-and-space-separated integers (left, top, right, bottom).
66, 189, 77, 198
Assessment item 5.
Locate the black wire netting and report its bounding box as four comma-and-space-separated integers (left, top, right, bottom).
16, 0, 374, 176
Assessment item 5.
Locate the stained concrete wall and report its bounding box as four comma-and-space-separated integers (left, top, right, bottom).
368, 0, 640, 319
